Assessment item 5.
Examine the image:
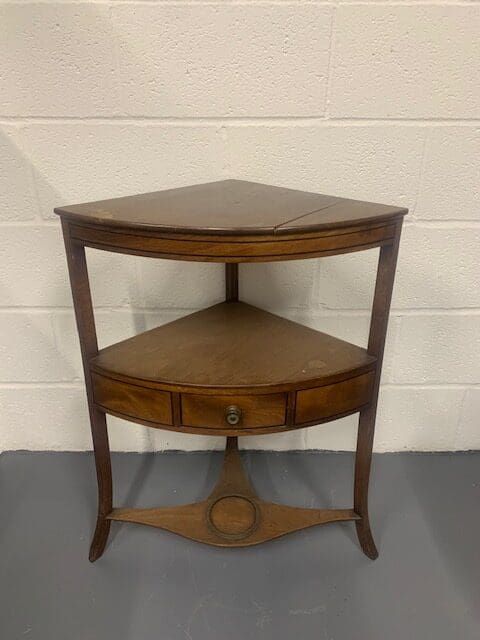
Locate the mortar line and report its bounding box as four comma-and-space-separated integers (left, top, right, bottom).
2, 116, 480, 125
453, 387, 470, 450
324, 2, 337, 120
0, 1, 475, 5
1, 306, 480, 315
410, 128, 429, 219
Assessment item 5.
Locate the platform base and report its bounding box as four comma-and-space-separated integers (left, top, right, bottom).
106, 437, 361, 548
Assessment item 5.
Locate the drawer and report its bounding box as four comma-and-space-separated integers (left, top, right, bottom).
295, 372, 374, 425
92, 373, 173, 426
181, 393, 287, 430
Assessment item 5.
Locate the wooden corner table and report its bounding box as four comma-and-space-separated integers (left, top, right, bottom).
56, 179, 407, 562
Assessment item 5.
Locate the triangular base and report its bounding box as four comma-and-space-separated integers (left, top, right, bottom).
107, 437, 359, 547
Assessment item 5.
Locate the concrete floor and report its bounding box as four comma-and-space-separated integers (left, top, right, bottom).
1, 449, 479, 640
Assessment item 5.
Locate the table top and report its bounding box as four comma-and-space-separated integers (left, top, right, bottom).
55, 179, 407, 236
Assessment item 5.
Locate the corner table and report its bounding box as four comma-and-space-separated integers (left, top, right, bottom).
56, 179, 406, 561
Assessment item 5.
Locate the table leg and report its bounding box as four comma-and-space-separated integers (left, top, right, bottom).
354, 406, 378, 559
353, 221, 403, 559
225, 263, 239, 302
88, 408, 112, 562
61, 220, 113, 562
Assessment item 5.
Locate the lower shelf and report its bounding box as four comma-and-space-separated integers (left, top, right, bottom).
106, 437, 360, 548
90, 301, 376, 435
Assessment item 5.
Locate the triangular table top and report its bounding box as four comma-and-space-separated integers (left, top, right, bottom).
55, 179, 406, 235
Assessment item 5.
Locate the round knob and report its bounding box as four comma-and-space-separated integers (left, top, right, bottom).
225, 405, 242, 426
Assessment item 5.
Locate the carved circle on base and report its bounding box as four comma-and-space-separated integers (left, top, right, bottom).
207, 495, 259, 540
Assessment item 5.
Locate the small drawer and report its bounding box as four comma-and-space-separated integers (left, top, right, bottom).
92, 373, 173, 426
295, 372, 374, 425
181, 393, 287, 430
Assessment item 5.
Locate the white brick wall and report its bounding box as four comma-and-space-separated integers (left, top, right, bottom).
0, 1, 478, 452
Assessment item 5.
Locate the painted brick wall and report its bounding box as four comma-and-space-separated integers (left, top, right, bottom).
1, 1, 478, 452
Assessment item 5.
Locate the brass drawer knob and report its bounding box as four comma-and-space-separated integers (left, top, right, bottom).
225, 405, 242, 426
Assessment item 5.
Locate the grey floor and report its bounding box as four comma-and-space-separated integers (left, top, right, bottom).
1, 450, 479, 640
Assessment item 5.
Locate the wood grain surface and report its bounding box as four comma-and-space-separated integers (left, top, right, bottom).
91, 302, 376, 393
55, 179, 406, 235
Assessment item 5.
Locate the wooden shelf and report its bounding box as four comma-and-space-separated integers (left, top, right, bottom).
89, 302, 376, 437
91, 302, 375, 393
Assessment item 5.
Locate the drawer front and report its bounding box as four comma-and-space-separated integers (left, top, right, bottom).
92, 373, 173, 425
295, 372, 374, 425
181, 393, 287, 429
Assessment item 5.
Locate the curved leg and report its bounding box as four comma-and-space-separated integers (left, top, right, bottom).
88, 407, 112, 562
353, 226, 403, 559
354, 406, 378, 560
90, 517, 111, 562
61, 220, 113, 561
